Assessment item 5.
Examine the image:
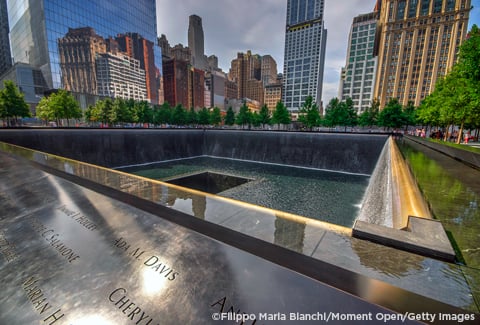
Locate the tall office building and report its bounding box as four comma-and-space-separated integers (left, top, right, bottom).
374, 0, 471, 107
339, 10, 380, 114
229, 51, 262, 100
0, 0, 11, 76
283, 0, 327, 111
58, 27, 107, 95
6, 0, 161, 107
163, 58, 189, 107
188, 15, 206, 70
261, 55, 278, 86
116, 33, 160, 104
96, 53, 147, 101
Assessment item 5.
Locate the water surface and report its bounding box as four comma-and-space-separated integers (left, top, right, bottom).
122, 157, 370, 227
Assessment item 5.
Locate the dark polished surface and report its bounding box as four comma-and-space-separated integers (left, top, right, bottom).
0, 141, 479, 314
0, 148, 444, 324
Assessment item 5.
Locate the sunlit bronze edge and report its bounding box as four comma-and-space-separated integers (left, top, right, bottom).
389, 138, 432, 228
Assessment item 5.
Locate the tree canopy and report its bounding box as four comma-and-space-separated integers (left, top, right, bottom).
0, 80, 31, 126
36, 89, 81, 126
298, 95, 321, 130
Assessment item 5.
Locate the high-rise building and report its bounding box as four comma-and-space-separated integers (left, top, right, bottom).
5, 0, 161, 108
115, 33, 160, 104
374, 0, 471, 107
283, 0, 327, 111
229, 51, 262, 100
264, 83, 283, 112
261, 55, 278, 86
188, 15, 206, 70
0, 0, 11, 76
188, 67, 205, 109
339, 10, 380, 114
58, 27, 107, 95
163, 58, 189, 107
205, 70, 226, 109
96, 53, 147, 101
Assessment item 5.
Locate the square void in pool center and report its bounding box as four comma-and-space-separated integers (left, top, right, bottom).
165, 171, 252, 194
125, 157, 370, 227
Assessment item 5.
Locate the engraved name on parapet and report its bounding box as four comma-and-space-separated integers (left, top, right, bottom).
28, 216, 80, 263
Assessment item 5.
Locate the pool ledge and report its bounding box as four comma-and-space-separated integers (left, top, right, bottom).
353, 216, 456, 262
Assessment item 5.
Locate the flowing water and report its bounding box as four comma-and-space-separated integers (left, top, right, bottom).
121, 156, 370, 227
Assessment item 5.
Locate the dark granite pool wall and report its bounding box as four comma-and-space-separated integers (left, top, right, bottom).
0, 129, 388, 174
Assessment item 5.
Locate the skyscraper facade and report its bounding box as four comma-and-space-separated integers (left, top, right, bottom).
339, 11, 379, 114
229, 51, 262, 100
0, 0, 11, 76
96, 53, 147, 101
261, 55, 278, 86
374, 0, 471, 107
6, 0, 161, 106
188, 15, 206, 70
283, 0, 327, 111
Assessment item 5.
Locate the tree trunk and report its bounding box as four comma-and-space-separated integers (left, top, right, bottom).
456, 121, 464, 144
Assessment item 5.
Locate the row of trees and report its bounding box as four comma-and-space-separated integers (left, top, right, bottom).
296, 95, 415, 131
416, 25, 480, 143
0, 81, 422, 132
80, 97, 291, 129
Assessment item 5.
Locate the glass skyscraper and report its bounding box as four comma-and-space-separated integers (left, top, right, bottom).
339, 10, 379, 114
0, 0, 11, 76
6, 0, 161, 106
283, 0, 327, 111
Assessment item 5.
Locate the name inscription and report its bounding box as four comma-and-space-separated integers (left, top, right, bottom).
57, 205, 98, 231
0, 230, 18, 263
22, 275, 65, 325
109, 287, 159, 325
29, 217, 80, 263
113, 237, 179, 281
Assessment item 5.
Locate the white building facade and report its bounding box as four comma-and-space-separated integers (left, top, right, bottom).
339, 11, 379, 114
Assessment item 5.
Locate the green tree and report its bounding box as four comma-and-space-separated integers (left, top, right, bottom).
377, 98, 406, 130
298, 95, 321, 130
186, 107, 198, 125
38, 89, 81, 126
210, 107, 222, 126
258, 104, 271, 128
135, 100, 153, 125
235, 102, 251, 129
324, 97, 358, 130
36, 96, 54, 125
417, 25, 480, 141
172, 104, 187, 125
251, 111, 261, 127
110, 98, 132, 126
96, 98, 114, 126
224, 106, 235, 126
272, 100, 291, 129
403, 101, 417, 131
198, 107, 211, 125
155, 102, 172, 125
0, 80, 31, 126
358, 99, 380, 127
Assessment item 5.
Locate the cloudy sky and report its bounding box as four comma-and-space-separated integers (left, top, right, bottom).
157, 0, 480, 103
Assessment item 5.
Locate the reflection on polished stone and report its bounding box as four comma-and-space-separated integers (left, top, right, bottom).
166, 171, 252, 194
1, 150, 432, 324
0, 141, 479, 316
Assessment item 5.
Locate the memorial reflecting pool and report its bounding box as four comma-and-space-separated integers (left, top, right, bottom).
120, 157, 370, 227
398, 138, 480, 309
